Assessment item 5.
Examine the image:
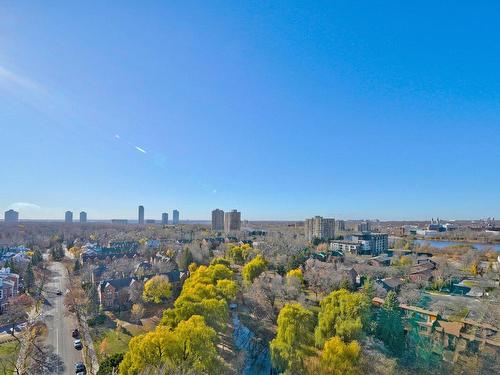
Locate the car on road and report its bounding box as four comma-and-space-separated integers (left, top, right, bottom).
73, 339, 83, 350
72, 328, 80, 338
74, 362, 86, 374
56, 290, 63, 295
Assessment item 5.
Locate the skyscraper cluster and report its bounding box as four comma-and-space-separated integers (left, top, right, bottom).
137, 206, 180, 225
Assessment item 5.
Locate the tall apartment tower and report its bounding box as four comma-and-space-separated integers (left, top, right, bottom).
65, 211, 73, 223
224, 209, 241, 233
304, 216, 335, 241
336, 220, 346, 232
211, 209, 224, 231
138, 205, 145, 225
162, 212, 169, 225
4, 209, 19, 223
172, 210, 179, 225
79, 211, 87, 223
357, 221, 371, 232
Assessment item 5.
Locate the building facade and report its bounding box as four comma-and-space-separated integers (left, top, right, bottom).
357, 221, 371, 232
162, 212, 169, 225
224, 210, 241, 233
0, 268, 19, 310
304, 216, 336, 241
343, 232, 389, 255
138, 205, 144, 225
172, 210, 179, 224
80, 211, 87, 223
4, 209, 19, 223
65, 211, 73, 223
211, 209, 224, 231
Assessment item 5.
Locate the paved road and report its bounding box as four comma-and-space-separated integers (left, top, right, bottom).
42, 261, 83, 374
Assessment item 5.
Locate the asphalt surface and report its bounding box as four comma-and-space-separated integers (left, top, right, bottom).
42, 261, 84, 374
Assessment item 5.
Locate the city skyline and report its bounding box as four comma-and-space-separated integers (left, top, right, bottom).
1, 2, 499, 221
1, 204, 498, 222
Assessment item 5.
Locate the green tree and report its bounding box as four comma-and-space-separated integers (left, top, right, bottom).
97, 353, 124, 375
143, 275, 172, 304
270, 303, 315, 373
73, 259, 81, 274
315, 289, 369, 346
179, 247, 193, 270
376, 291, 405, 354
86, 283, 100, 317
242, 255, 267, 284
24, 263, 35, 293
31, 248, 43, 266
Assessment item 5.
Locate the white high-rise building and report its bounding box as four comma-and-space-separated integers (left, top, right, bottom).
211, 209, 224, 231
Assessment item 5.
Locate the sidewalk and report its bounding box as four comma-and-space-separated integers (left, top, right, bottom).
77, 312, 100, 375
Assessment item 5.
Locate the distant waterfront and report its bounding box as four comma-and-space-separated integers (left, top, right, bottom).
415, 239, 500, 251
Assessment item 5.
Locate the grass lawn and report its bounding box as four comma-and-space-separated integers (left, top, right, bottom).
95, 329, 132, 361
0, 341, 20, 375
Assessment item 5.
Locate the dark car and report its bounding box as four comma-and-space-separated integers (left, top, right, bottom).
56, 290, 62, 296
73, 339, 83, 350
72, 329, 80, 338
74, 362, 86, 374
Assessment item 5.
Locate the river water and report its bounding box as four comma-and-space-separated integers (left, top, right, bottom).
414, 239, 500, 251
232, 312, 272, 375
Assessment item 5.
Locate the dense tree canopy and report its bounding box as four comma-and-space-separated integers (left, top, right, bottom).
270, 303, 315, 373
242, 255, 267, 284
315, 289, 370, 346
119, 315, 221, 375
161, 264, 236, 330
318, 336, 360, 375
376, 291, 405, 354
228, 244, 251, 265
143, 275, 172, 304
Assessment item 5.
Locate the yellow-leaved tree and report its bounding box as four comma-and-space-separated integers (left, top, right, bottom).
318, 336, 360, 375
119, 315, 222, 375
242, 255, 267, 284
143, 275, 171, 304
161, 264, 237, 330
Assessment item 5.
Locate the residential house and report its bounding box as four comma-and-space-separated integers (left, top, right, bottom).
0, 268, 19, 310
368, 254, 392, 267
98, 270, 185, 310
381, 277, 404, 292
409, 261, 436, 283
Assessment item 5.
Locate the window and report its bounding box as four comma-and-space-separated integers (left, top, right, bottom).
0, 289, 3, 300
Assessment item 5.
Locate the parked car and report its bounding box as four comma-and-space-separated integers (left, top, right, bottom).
73, 339, 83, 350
72, 329, 80, 338
56, 290, 63, 296
74, 362, 86, 374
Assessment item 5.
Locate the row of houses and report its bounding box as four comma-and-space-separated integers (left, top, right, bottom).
372, 297, 500, 362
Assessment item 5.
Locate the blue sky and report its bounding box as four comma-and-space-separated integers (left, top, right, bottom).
1, 1, 499, 221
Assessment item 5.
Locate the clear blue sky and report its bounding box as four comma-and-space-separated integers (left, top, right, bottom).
1, 2, 499, 221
